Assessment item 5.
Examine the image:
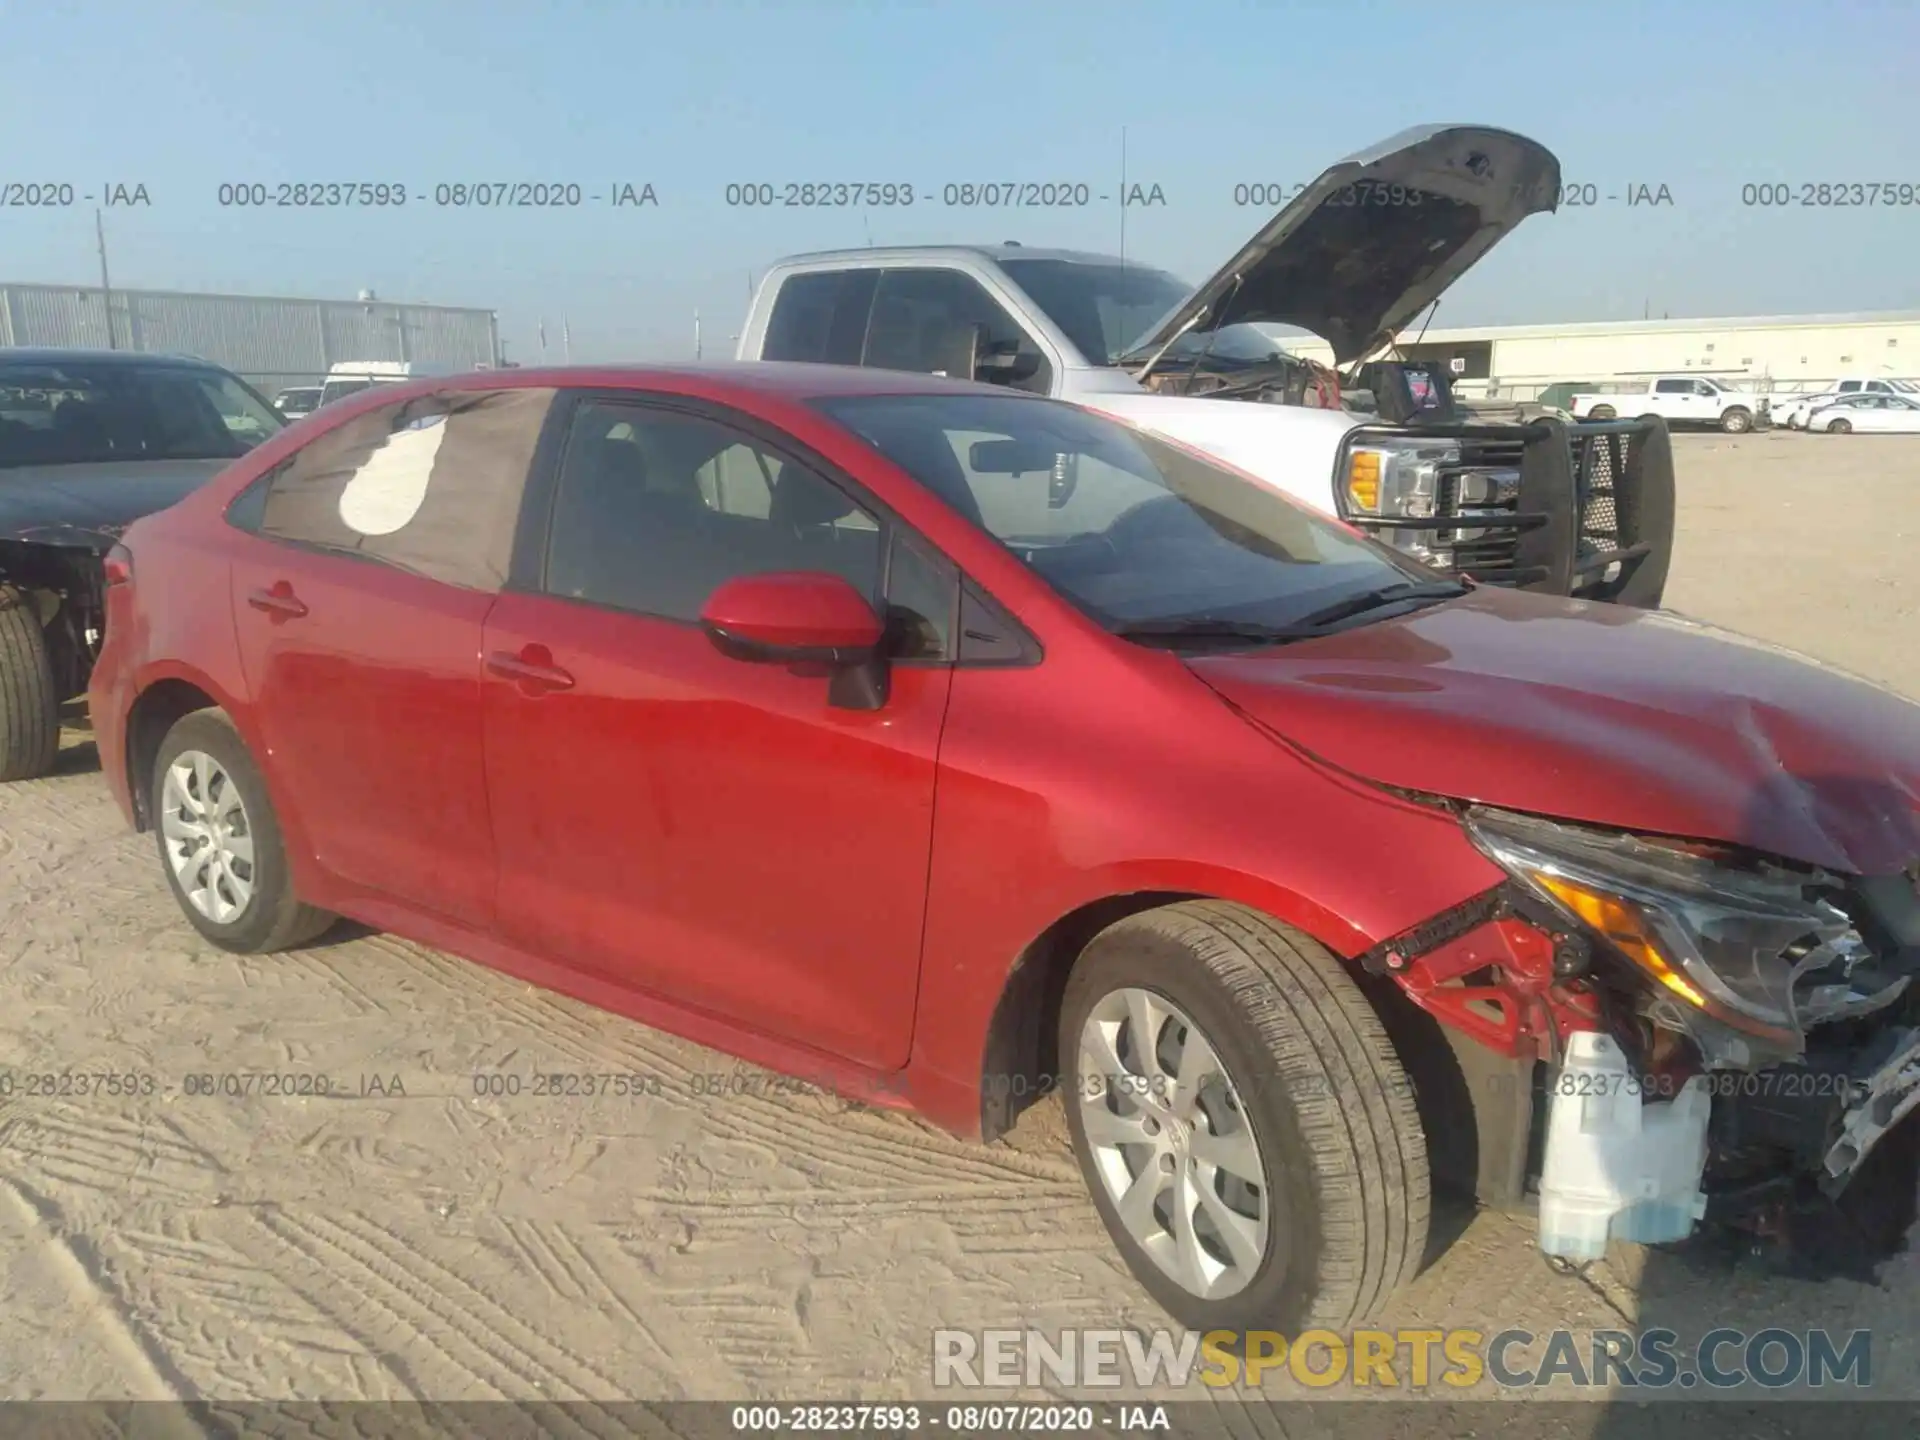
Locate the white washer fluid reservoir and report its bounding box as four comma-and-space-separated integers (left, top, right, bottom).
1536, 1030, 1711, 1262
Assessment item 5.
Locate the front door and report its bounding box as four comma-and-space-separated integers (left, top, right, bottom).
481, 396, 958, 1069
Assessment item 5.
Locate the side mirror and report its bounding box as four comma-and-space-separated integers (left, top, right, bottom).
698, 571, 890, 709
969, 325, 1042, 386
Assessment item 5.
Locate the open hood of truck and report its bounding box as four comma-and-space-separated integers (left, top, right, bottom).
1122, 125, 1561, 367
1186, 586, 1920, 877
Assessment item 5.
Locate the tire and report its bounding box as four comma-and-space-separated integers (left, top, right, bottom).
1587, 405, 1616, 421
1721, 407, 1752, 434
1636, 414, 1661, 426
1827, 419, 1851, 434
1060, 901, 1428, 1333
151, 708, 335, 953
0, 584, 61, 782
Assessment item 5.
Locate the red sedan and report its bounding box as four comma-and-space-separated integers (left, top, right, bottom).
90, 363, 1920, 1330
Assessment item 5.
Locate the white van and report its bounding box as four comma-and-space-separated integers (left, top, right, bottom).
318, 360, 463, 408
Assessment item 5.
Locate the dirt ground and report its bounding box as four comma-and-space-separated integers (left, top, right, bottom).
2, 431, 1918, 1422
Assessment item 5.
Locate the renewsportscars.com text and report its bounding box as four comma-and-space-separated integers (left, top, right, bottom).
933, 1326, 1872, 1391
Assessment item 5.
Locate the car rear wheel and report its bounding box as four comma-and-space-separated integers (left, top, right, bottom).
152, 709, 335, 953
0, 584, 61, 783
1827, 418, 1852, 434
1060, 901, 1428, 1332
1721, 407, 1752, 434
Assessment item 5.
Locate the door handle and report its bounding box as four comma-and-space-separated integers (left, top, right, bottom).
246, 582, 308, 619
485, 646, 575, 693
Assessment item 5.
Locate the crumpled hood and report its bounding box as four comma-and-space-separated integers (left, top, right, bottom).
0, 458, 231, 548
1188, 586, 1920, 876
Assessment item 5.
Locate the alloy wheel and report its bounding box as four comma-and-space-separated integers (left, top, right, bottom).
160, 749, 256, 923
1076, 987, 1269, 1299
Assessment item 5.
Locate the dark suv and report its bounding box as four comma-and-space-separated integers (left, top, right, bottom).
0, 348, 284, 779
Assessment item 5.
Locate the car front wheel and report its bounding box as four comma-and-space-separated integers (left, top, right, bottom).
1060, 901, 1429, 1333
1827, 418, 1852, 434
1721, 407, 1752, 433
152, 709, 335, 953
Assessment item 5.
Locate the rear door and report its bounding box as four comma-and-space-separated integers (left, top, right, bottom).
226, 386, 556, 926
480, 393, 959, 1068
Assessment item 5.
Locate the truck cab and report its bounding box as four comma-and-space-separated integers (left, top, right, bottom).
739, 125, 1674, 608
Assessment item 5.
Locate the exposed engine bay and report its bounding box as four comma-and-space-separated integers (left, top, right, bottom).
1361, 807, 1920, 1277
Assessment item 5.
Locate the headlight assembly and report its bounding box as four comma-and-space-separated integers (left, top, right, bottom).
1339, 436, 1458, 521
1465, 807, 1898, 1052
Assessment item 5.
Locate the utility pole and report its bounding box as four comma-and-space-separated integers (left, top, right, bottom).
95, 208, 116, 349
694, 310, 703, 360
563, 317, 572, 363
1118, 126, 1128, 272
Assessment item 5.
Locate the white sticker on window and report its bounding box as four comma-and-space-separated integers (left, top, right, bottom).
337, 419, 446, 535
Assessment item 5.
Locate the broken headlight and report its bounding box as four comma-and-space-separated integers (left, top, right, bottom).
1465, 807, 1899, 1052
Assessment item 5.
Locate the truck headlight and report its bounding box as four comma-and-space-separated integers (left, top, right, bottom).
1340, 437, 1460, 519
1465, 807, 1896, 1049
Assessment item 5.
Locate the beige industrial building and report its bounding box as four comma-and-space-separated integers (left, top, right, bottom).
1279, 311, 1920, 401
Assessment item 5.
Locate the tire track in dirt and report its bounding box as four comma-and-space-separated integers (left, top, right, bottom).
249, 1207, 647, 1403
0, 1177, 208, 1417
491, 1216, 737, 1396
100, 1219, 416, 1399
0, 1106, 228, 1207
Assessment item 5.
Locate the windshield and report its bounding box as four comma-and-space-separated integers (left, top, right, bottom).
998, 258, 1287, 368
0, 360, 283, 470
814, 391, 1436, 635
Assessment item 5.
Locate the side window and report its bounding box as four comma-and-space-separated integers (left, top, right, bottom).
883, 530, 958, 662
1692, 380, 1719, 396
1838, 380, 1862, 393
1653, 379, 1690, 395
251, 387, 556, 590
761, 270, 878, 364
544, 401, 884, 622
863, 269, 1053, 395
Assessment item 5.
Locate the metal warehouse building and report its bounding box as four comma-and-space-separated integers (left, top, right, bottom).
1280, 311, 1920, 401
0, 282, 500, 396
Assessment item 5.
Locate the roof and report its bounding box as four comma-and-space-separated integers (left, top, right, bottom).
0, 346, 234, 371
1271, 310, 1920, 348
768, 244, 1141, 270
334, 361, 1024, 411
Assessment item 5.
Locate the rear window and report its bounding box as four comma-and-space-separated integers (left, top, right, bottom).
0, 360, 282, 469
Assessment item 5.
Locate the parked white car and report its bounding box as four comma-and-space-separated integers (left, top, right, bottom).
1773, 377, 1920, 430
1569, 376, 1769, 433
1806, 393, 1920, 433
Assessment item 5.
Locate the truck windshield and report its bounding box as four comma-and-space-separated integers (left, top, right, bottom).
816, 390, 1449, 640
0, 361, 283, 470
994, 258, 1274, 368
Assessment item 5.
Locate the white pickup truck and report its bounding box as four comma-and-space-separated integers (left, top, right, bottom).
738, 124, 1675, 607
1569, 376, 1769, 433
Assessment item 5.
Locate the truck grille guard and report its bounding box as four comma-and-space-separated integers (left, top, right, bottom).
1337, 416, 1676, 607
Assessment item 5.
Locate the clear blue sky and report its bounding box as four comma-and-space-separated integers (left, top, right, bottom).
4, 0, 1915, 362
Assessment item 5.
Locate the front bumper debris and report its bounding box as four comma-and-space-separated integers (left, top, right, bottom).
1822, 1026, 1920, 1191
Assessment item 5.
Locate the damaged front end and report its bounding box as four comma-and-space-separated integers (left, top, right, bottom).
1361, 806, 1920, 1266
